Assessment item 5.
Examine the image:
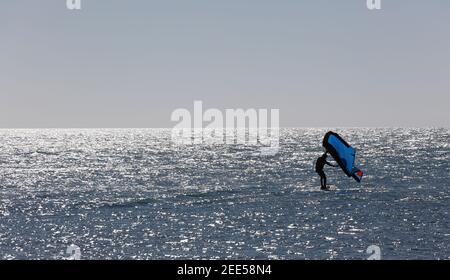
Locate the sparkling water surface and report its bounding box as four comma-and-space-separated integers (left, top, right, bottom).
0, 128, 449, 259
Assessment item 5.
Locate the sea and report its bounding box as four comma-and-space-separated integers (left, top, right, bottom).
0, 128, 449, 260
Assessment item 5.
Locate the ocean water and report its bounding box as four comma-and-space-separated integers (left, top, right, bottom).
0, 128, 449, 260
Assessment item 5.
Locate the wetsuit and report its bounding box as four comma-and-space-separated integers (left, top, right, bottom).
315, 155, 335, 189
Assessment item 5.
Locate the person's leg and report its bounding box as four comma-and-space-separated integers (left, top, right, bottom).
319, 171, 326, 189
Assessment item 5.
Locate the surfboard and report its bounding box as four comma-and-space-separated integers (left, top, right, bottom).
321, 185, 337, 191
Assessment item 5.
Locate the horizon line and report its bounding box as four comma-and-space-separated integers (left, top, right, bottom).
0, 126, 448, 130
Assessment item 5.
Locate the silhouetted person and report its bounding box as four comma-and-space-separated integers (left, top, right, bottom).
315, 152, 338, 190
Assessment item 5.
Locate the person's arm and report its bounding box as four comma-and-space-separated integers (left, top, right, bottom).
326, 161, 338, 167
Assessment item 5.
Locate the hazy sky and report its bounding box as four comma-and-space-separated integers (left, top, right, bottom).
1, 0, 449, 128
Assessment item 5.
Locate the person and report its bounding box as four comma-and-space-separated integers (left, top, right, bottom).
315, 152, 338, 190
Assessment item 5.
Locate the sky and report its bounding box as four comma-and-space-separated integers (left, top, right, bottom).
1, 0, 449, 128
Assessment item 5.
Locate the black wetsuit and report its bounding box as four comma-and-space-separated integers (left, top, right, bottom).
315, 156, 335, 189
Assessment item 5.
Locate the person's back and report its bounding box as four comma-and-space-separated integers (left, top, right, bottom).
315, 156, 326, 172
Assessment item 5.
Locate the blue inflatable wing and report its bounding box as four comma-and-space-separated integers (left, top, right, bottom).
322, 131, 363, 183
